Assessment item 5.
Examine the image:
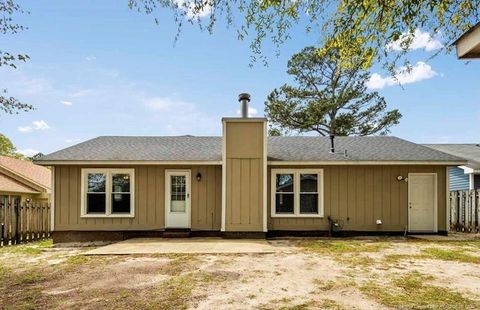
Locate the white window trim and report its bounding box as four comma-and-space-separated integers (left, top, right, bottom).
271, 169, 324, 218
80, 168, 135, 218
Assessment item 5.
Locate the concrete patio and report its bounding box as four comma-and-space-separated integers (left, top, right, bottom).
83, 237, 283, 255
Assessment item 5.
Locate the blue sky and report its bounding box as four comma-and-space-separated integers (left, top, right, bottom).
1, 1, 479, 157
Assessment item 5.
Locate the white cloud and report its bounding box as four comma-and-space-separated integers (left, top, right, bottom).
18, 120, 51, 133
65, 138, 81, 144
236, 107, 258, 117
366, 62, 437, 89
60, 100, 73, 106
144, 97, 195, 113
85, 55, 96, 61
143, 96, 219, 135
175, 0, 212, 18
17, 149, 40, 157
387, 29, 443, 52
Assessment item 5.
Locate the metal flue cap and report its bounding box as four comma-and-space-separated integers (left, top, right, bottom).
238, 93, 251, 102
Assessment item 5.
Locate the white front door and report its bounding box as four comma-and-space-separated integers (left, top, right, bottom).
165, 170, 191, 228
408, 173, 437, 232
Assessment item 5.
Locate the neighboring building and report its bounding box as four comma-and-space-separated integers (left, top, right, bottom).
424, 144, 480, 191
0, 156, 51, 206
453, 22, 480, 59
35, 95, 465, 242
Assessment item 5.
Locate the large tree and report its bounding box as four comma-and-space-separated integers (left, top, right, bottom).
0, 133, 25, 159
1, 0, 33, 114
129, 0, 479, 69
265, 47, 401, 136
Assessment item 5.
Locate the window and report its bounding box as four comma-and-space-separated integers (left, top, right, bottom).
271, 169, 323, 217
81, 169, 134, 217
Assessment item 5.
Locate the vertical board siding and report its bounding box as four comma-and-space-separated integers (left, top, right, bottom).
54, 165, 221, 231
225, 158, 263, 231
268, 165, 447, 231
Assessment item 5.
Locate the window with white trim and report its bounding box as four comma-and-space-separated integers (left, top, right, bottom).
271, 169, 323, 217
81, 169, 135, 217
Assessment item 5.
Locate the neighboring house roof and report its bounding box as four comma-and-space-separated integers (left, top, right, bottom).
0, 156, 51, 192
0, 174, 40, 194
453, 21, 480, 59
34, 136, 465, 164
423, 144, 480, 170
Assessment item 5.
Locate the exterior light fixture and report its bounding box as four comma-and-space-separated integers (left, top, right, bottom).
397, 175, 404, 181
196, 173, 202, 181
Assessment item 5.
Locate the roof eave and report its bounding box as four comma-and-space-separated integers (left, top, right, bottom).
267, 160, 467, 166
34, 160, 223, 166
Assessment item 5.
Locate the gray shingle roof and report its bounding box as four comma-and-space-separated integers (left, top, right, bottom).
423, 144, 480, 169
35, 136, 465, 163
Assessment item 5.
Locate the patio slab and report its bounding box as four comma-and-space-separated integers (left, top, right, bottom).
83, 238, 281, 255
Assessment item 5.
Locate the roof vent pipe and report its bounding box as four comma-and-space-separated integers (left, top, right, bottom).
238, 93, 251, 118
329, 134, 335, 153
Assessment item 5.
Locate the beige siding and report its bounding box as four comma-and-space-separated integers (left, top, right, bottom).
268, 165, 447, 232
54, 165, 221, 231
224, 119, 266, 231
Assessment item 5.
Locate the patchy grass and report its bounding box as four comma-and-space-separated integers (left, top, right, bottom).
422, 247, 480, 264
16, 269, 47, 285
361, 272, 474, 309
318, 299, 345, 310
0, 239, 53, 255
301, 240, 389, 255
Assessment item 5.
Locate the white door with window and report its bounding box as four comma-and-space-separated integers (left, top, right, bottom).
408, 173, 437, 232
165, 170, 191, 228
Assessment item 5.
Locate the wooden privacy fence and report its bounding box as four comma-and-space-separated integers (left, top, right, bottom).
0, 201, 51, 247
449, 190, 480, 232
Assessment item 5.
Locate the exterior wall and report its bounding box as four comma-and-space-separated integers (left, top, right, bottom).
223, 119, 266, 232
449, 167, 469, 191
53, 165, 221, 231
0, 192, 49, 203
268, 165, 447, 232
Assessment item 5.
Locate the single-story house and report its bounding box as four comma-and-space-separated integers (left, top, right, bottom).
453, 21, 480, 59
424, 144, 480, 191
35, 95, 466, 242
0, 155, 51, 206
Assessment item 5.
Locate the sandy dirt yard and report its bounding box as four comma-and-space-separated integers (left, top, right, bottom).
1, 237, 480, 309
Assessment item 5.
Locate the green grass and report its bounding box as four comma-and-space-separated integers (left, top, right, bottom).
318, 299, 345, 310
16, 269, 47, 285
422, 247, 480, 264
0, 239, 53, 255
301, 240, 389, 255
361, 272, 474, 309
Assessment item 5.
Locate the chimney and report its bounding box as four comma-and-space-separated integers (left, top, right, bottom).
238, 93, 251, 118
329, 134, 335, 153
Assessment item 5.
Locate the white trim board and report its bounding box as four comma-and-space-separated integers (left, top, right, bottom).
221, 121, 227, 232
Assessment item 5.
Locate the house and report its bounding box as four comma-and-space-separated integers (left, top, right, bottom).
424, 144, 480, 191
0, 155, 51, 206
34, 94, 465, 242
453, 22, 480, 59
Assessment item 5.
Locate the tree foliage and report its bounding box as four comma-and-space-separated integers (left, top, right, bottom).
0, 0, 32, 114
0, 133, 26, 159
129, 0, 480, 68
265, 47, 401, 136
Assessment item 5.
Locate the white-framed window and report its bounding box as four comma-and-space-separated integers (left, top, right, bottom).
271, 169, 324, 218
81, 168, 135, 218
